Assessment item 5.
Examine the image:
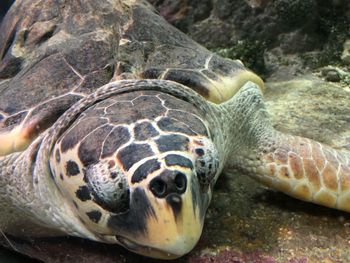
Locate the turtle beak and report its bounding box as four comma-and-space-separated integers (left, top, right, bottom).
108, 170, 210, 259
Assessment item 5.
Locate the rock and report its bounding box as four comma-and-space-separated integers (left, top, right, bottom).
146, 0, 212, 33
320, 66, 350, 84
341, 39, 350, 65
263, 47, 306, 81
265, 77, 350, 150
278, 30, 321, 54
272, 0, 318, 28
188, 16, 238, 49
245, 0, 271, 9
321, 67, 342, 82
150, 0, 349, 77
325, 71, 341, 82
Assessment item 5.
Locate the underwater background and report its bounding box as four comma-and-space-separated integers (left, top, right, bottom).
0, 0, 349, 262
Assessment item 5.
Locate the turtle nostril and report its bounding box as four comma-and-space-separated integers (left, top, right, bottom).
149, 170, 188, 198
174, 172, 187, 193
150, 178, 167, 198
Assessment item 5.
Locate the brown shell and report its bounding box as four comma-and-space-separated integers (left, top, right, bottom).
0, 0, 260, 156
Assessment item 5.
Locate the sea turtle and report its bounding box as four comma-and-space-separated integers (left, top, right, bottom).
0, 0, 349, 260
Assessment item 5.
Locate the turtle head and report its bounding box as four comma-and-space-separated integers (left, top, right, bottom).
49, 90, 220, 259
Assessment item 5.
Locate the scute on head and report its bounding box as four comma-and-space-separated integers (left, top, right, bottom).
49, 89, 220, 258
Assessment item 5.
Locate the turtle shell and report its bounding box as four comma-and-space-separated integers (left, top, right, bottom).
0, 0, 263, 156
0, 0, 127, 155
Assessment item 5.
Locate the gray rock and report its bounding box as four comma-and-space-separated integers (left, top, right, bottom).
320, 66, 350, 84
150, 0, 349, 77
265, 78, 350, 150
321, 67, 342, 82
341, 39, 350, 65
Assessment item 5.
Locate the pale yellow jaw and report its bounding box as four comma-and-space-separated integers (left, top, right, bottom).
116, 176, 205, 259
116, 236, 189, 260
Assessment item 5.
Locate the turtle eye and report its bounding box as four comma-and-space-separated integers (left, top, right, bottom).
195, 159, 218, 188
84, 162, 130, 214
194, 144, 219, 188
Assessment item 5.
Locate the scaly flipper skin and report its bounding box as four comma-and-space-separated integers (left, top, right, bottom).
255, 135, 350, 211
222, 82, 350, 212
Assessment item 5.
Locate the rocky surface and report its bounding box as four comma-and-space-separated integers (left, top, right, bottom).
342, 40, 350, 65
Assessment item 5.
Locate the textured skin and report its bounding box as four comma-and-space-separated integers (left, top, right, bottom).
257, 135, 350, 211
222, 83, 350, 212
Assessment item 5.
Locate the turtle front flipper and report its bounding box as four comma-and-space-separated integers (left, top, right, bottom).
0, 123, 33, 156
222, 82, 350, 212
255, 133, 350, 211
141, 53, 264, 104
115, 1, 264, 104
117, 20, 263, 104
0, 95, 82, 156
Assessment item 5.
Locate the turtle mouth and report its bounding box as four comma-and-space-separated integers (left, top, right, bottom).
115, 235, 180, 259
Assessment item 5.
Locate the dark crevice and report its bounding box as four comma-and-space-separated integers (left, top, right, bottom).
29, 138, 43, 185
35, 26, 56, 45
0, 0, 14, 23
1, 26, 16, 59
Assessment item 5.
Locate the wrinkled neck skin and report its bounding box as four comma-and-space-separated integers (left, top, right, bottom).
213, 81, 274, 171
0, 139, 83, 238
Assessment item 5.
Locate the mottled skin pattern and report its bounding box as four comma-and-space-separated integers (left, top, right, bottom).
0, 0, 350, 260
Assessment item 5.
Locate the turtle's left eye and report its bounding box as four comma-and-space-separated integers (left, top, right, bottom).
193, 144, 219, 189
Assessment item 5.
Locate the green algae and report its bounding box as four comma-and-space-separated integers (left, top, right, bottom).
212, 40, 267, 73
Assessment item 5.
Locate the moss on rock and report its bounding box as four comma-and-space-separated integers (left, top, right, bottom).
273, 0, 317, 28
212, 40, 267, 73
